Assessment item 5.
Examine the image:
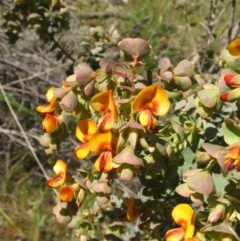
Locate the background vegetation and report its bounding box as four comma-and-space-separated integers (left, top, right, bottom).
0, 0, 240, 240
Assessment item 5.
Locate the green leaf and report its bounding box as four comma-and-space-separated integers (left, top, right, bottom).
198, 88, 218, 108
223, 119, 240, 145
185, 170, 214, 195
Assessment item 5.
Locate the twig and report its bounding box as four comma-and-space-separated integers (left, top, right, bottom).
0, 84, 49, 180
228, 0, 236, 42
52, 35, 76, 63
79, 12, 127, 20
0, 207, 15, 226
200, 0, 218, 72
0, 59, 69, 87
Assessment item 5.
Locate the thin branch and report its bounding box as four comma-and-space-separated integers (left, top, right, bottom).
200, 0, 218, 72
0, 59, 68, 87
0, 84, 49, 180
51, 35, 76, 63
228, 0, 236, 42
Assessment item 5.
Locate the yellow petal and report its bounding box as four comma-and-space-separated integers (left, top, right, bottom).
74, 143, 90, 160
172, 204, 195, 239
151, 87, 171, 116
226, 145, 240, 160
90, 90, 117, 118
46, 86, 56, 103
228, 39, 240, 56
36, 101, 56, 114
94, 151, 113, 172
90, 90, 112, 112
98, 112, 115, 131
76, 119, 97, 143
47, 160, 67, 187
88, 131, 118, 153
42, 114, 59, 133
59, 186, 75, 202
132, 85, 170, 116
53, 159, 68, 175
165, 227, 185, 241
139, 109, 157, 129
47, 176, 63, 188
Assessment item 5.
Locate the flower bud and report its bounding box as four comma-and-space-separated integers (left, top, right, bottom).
208, 204, 225, 223
119, 167, 134, 181
74, 63, 94, 87
96, 195, 110, 207
220, 87, 240, 102
39, 133, 51, 147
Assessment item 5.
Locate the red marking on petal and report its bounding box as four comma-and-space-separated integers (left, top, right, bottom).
224, 74, 235, 85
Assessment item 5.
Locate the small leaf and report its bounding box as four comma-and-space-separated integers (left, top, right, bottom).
198, 88, 218, 108
223, 118, 240, 145
113, 145, 143, 166
173, 60, 193, 76
118, 38, 151, 59
174, 76, 192, 90
185, 170, 214, 195
74, 63, 94, 87
175, 183, 191, 197
158, 57, 171, 73
202, 143, 224, 159
61, 91, 77, 111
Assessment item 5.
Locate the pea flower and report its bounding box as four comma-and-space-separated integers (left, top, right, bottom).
132, 85, 170, 130
41, 114, 60, 133
36, 86, 58, 115
220, 74, 240, 102
37, 86, 61, 133
88, 131, 118, 172
165, 203, 200, 241
75, 119, 97, 160
90, 90, 118, 132
47, 160, 75, 202
227, 39, 240, 56
74, 119, 118, 172
223, 74, 240, 87
224, 144, 240, 171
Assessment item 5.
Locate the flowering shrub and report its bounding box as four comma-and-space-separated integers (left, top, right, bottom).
37, 37, 240, 240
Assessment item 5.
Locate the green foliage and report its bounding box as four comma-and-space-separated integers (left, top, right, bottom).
2, 0, 70, 43
34, 35, 240, 240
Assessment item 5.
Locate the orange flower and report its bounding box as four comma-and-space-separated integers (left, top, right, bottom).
88, 131, 118, 172
227, 39, 240, 56
76, 118, 97, 143
220, 87, 240, 102
132, 85, 170, 130
42, 114, 59, 133
88, 131, 118, 154
47, 159, 67, 187
94, 151, 113, 172
58, 186, 75, 203
36, 87, 58, 115
74, 119, 118, 172
224, 144, 240, 171
165, 204, 200, 241
37, 86, 62, 133
223, 74, 240, 87
220, 73, 240, 102
75, 119, 97, 160
47, 160, 75, 202
90, 90, 118, 132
